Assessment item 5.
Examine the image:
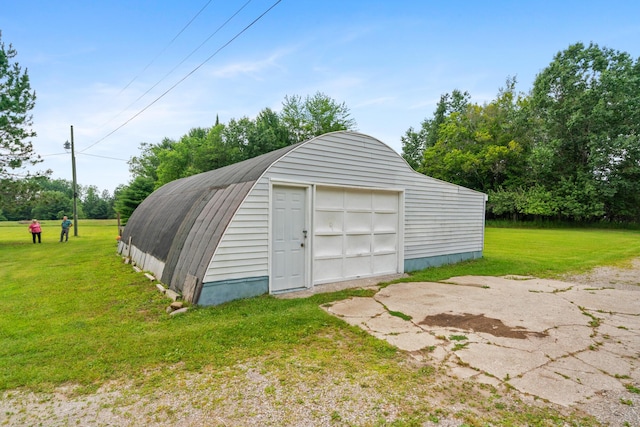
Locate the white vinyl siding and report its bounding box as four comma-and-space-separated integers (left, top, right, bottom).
203, 132, 486, 287
203, 182, 270, 283
267, 133, 485, 263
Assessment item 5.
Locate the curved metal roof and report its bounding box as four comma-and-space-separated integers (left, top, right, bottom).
121, 142, 303, 296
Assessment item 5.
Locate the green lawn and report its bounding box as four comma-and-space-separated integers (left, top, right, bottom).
404, 227, 640, 282
2, 220, 637, 425
0, 220, 391, 392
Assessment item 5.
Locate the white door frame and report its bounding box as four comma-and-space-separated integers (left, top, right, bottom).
269, 182, 312, 293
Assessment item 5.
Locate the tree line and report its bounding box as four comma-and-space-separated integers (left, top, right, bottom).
0, 177, 116, 221
402, 42, 640, 223
2, 31, 639, 224
115, 92, 356, 220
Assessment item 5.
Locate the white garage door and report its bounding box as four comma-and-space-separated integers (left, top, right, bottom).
313, 186, 400, 284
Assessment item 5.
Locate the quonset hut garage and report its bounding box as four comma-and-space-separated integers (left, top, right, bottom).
119, 131, 487, 306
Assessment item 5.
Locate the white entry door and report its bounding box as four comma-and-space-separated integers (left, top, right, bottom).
271, 186, 308, 292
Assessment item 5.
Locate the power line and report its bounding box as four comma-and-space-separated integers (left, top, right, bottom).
118, 0, 215, 96
41, 152, 69, 157
77, 152, 128, 162
98, 0, 215, 130
37, 151, 127, 162
80, 0, 282, 154
106, 0, 253, 130
40, 150, 127, 161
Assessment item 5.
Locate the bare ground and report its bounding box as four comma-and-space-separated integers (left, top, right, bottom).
561, 258, 640, 290
1, 261, 638, 426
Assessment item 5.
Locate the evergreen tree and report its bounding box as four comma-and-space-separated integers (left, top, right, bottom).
0, 32, 48, 217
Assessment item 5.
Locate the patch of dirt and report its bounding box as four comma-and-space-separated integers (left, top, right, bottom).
563, 258, 640, 290
419, 312, 547, 339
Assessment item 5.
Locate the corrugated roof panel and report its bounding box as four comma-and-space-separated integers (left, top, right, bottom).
169, 181, 255, 293
121, 141, 302, 298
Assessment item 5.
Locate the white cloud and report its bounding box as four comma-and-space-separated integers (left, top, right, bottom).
207, 48, 292, 79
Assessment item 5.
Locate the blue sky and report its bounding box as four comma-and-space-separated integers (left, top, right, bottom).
3, 0, 639, 193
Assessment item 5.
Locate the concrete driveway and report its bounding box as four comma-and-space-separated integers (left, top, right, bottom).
322, 275, 640, 424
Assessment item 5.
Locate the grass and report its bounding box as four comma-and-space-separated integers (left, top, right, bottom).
2, 220, 636, 425
0, 220, 390, 390
388, 310, 412, 321
626, 384, 640, 394
401, 227, 640, 283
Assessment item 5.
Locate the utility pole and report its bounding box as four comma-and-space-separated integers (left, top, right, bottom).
64, 125, 79, 236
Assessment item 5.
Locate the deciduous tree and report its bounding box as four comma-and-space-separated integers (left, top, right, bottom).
530, 42, 640, 221
118, 93, 357, 218
420, 80, 529, 193
280, 92, 356, 142
401, 90, 470, 169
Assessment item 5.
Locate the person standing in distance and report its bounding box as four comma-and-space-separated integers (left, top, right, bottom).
60, 215, 72, 242
28, 219, 42, 243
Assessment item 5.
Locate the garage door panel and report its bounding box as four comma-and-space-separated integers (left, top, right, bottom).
315, 235, 343, 257
344, 256, 371, 277
373, 253, 397, 274
373, 192, 398, 210
373, 233, 396, 253
345, 211, 372, 232
316, 210, 343, 232
316, 187, 343, 209
314, 258, 342, 282
345, 191, 372, 210
345, 234, 371, 255
373, 212, 398, 232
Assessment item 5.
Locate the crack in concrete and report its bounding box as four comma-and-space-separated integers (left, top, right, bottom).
323, 274, 640, 424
